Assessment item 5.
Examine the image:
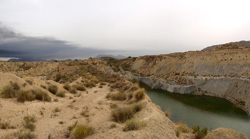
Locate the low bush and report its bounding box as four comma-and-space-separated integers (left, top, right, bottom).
111, 103, 143, 123
192, 126, 208, 139
55, 73, 62, 82
48, 85, 58, 95
84, 81, 96, 88
56, 91, 65, 97
1, 83, 21, 98
17, 90, 35, 102
110, 93, 126, 101
130, 84, 139, 91
63, 84, 71, 91
73, 124, 94, 139
74, 84, 86, 91
17, 89, 51, 102
33, 90, 51, 102
123, 119, 140, 131
10, 82, 20, 90
69, 88, 77, 94
23, 115, 36, 131
176, 122, 189, 137
134, 89, 145, 101
0, 119, 10, 129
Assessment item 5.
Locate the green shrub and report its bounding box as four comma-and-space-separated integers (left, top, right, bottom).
23, 115, 36, 131
56, 91, 65, 97
123, 119, 140, 131
110, 92, 126, 101
63, 84, 71, 91
48, 85, 58, 95
73, 124, 94, 139
134, 89, 145, 101
192, 126, 208, 139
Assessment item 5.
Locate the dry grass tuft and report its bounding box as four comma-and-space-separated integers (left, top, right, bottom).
110, 92, 126, 101
134, 88, 145, 101
72, 124, 94, 139
176, 122, 189, 137
111, 103, 143, 123
48, 85, 58, 95
123, 119, 140, 131
56, 91, 66, 97
23, 115, 36, 131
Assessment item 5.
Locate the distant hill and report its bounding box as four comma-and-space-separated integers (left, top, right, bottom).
203, 40, 250, 51
94, 54, 126, 59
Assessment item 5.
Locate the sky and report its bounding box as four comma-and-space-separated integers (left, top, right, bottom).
1, 0, 250, 60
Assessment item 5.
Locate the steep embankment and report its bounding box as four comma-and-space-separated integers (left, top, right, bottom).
0, 60, 181, 139
110, 42, 250, 115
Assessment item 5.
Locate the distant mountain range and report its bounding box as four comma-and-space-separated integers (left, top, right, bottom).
94, 54, 126, 59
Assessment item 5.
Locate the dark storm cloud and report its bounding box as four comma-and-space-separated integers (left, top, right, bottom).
0, 23, 111, 61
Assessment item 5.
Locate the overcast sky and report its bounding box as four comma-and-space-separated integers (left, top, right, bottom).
1, 0, 250, 60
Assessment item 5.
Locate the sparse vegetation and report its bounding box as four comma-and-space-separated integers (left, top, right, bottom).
111, 103, 143, 123
176, 122, 189, 137
192, 126, 208, 139
23, 115, 36, 131
55, 73, 62, 82
134, 89, 145, 101
56, 91, 65, 97
16, 131, 37, 139
63, 84, 71, 91
74, 84, 86, 91
48, 85, 58, 95
69, 88, 77, 94
1, 82, 51, 103
123, 119, 140, 131
0, 119, 10, 129
110, 103, 118, 109
17, 89, 51, 102
1, 83, 20, 98
110, 92, 126, 101
73, 124, 94, 139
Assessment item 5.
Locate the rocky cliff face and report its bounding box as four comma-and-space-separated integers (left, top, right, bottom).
111, 43, 250, 115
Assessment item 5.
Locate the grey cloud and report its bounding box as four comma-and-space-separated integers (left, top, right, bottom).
0, 23, 113, 61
